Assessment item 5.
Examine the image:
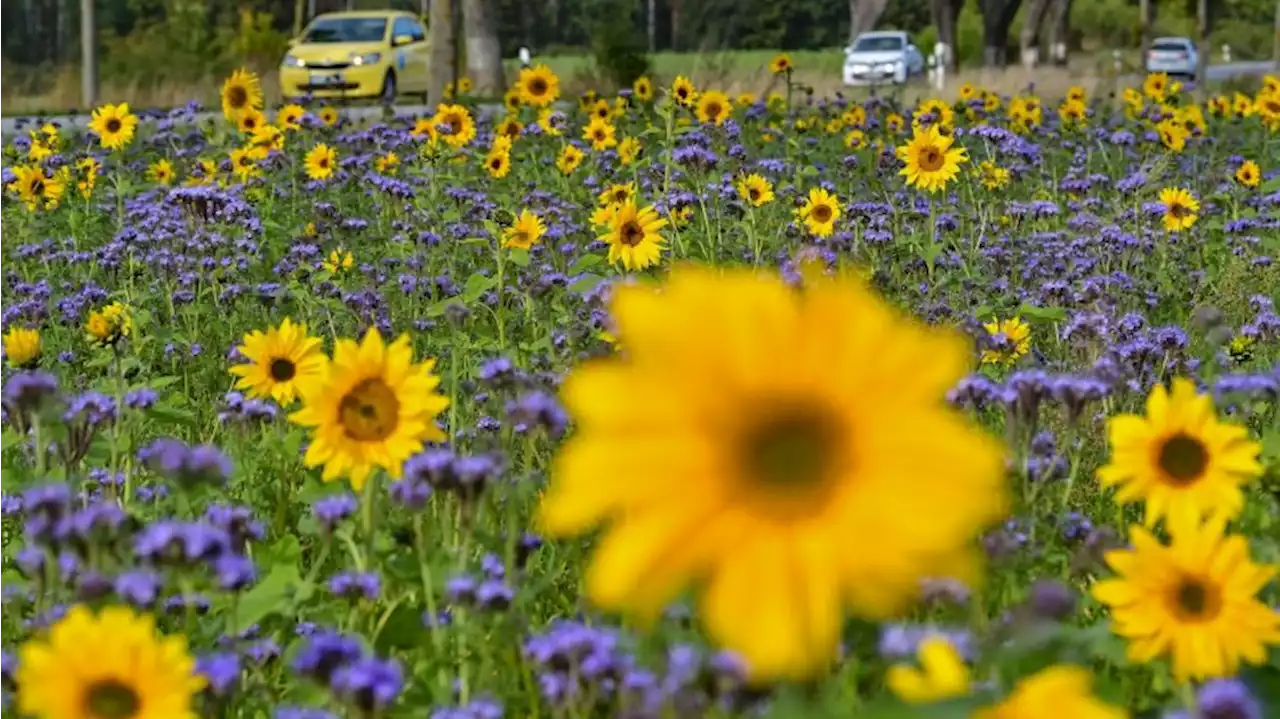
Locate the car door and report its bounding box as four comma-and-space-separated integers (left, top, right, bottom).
390, 16, 429, 92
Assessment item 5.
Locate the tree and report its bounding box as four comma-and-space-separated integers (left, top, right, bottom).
848, 0, 890, 43
1019, 0, 1052, 67
978, 0, 1023, 68
930, 0, 962, 72
462, 0, 503, 95
1139, 0, 1152, 59
428, 0, 456, 105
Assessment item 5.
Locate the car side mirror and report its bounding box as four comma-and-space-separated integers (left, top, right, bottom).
393, 34, 414, 47
288, 37, 299, 48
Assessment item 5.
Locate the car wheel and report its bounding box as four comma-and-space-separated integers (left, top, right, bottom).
380, 72, 397, 106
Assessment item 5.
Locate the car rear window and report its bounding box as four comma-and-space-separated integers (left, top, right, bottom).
303, 18, 388, 43
1152, 41, 1189, 52
853, 36, 904, 52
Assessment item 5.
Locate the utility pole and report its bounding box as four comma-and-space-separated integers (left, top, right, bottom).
1139, 0, 1151, 61
648, 0, 656, 53
1274, 0, 1279, 67
80, 0, 97, 109
1196, 0, 1209, 98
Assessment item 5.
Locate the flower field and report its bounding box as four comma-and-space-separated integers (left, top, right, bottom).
2, 62, 1280, 719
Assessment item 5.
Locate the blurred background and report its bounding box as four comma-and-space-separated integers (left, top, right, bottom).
3, 0, 1277, 113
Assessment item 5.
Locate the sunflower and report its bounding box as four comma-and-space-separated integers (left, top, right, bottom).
1232, 92, 1255, 117
496, 116, 523, 141
981, 316, 1030, 366
1157, 119, 1190, 152
304, 144, 338, 181
483, 148, 511, 179
632, 76, 654, 101
768, 52, 793, 75
147, 159, 175, 186
431, 103, 476, 148
735, 174, 774, 207
1057, 99, 1087, 128
8, 165, 65, 211
458, 76, 473, 93
1234, 160, 1261, 188
593, 183, 631, 208
843, 105, 867, 128
1097, 378, 1261, 527
617, 136, 641, 165
695, 90, 732, 126
503, 209, 546, 250
583, 118, 618, 152
84, 301, 132, 347
517, 64, 560, 107
88, 103, 138, 150
976, 160, 1011, 191
1158, 187, 1199, 232
886, 637, 970, 704
278, 103, 306, 130
535, 108, 564, 137
557, 144, 585, 175
229, 318, 327, 406
75, 157, 101, 198
1144, 72, 1170, 102
672, 75, 698, 107
374, 152, 400, 175
290, 328, 449, 489
884, 112, 906, 134
538, 267, 1006, 680
230, 147, 259, 181
1093, 514, 1280, 682
3, 327, 42, 369
318, 106, 340, 126
586, 99, 613, 123
958, 83, 978, 102
324, 248, 354, 273
221, 68, 263, 121
17, 605, 204, 719
185, 158, 216, 187
1257, 92, 1280, 131
235, 108, 266, 135
734, 92, 757, 107
976, 666, 1126, 719
410, 117, 440, 145
1066, 85, 1086, 103
1207, 94, 1231, 117
897, 125, 968, 194
249, 124, 284, 157
844, 129, 866, 149
798, 187, 841, 237
913, 98, 954, 130
601, 201, 667, 271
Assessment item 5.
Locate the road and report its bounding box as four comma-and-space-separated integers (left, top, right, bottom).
1, 60, 1274, 138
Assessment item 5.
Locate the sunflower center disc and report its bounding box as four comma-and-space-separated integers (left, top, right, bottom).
919, 147, 945, 172
228, 86, 248, 108
749, 189, 760, 202
1158, 433, 1208, 485
706, 103, 722, 118
619, 221, 645, 246
339, 379, 401, 442
1169, 576, 1221, 622
269, 358, 296, 382
32, 180, 44, 195
810, 205, 833, 223
105, 119, 122, 133
529, 79, 547, 96
741, 403, 842, 494
84, 679, 141, 719
1169, 203, 1191, 219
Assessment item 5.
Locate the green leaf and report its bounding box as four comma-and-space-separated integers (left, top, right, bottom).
373, 603, 429, 653
506, 248, 530, 267
568, 254, 603, 274
231, 562, 302, 632
1015, 304, 1068, 322
567, 273, 605, 294
462, 272, 496, 302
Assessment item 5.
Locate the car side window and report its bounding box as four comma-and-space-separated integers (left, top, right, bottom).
406, 19, 425, 42
392, 18, 410, 42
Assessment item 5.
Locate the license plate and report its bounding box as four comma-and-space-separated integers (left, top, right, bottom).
309, 72, 343, 86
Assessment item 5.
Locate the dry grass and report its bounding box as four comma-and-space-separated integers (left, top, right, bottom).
2, 51, 1135, 116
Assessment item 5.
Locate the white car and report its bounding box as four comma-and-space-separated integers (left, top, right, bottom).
1146, 37, 1198, 80
843, 31, 924, 86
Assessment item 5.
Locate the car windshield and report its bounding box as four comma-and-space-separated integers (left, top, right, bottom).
302, 18, 387, 43
853, 36, 903, 52
1152, 41, 1188, 52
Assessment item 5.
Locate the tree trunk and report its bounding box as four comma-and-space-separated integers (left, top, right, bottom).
1196, 0, 1210, 96
427, 0, 456, 106
1139, 0, 1152, 59
293, 0, 306, 37
930, 0, 962, 72
648, 0, 656, 52
979, 0, 1022, 68
1019, 0, 1051, 68
1046, 0, 1072, 66
670, 0, 681, 52
849, 0, 890, 42
462, 0, 504, 95
80, 0, 96, 108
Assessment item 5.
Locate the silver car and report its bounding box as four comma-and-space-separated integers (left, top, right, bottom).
1146, 37, 1198, 80
843, 31, 924, 86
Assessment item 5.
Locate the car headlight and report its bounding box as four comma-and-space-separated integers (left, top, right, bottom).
282, 54, 305, 68
852, 63, 869, 73
350, 52, 382, 66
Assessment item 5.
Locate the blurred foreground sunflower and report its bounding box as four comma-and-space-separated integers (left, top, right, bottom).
17, 605, 205, 719
538, 266, 1007, 680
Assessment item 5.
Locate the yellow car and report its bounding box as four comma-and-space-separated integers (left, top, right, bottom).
279, 11, 429, 103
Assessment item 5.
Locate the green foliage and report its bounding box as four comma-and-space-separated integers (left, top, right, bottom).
588, 0, 651, 90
